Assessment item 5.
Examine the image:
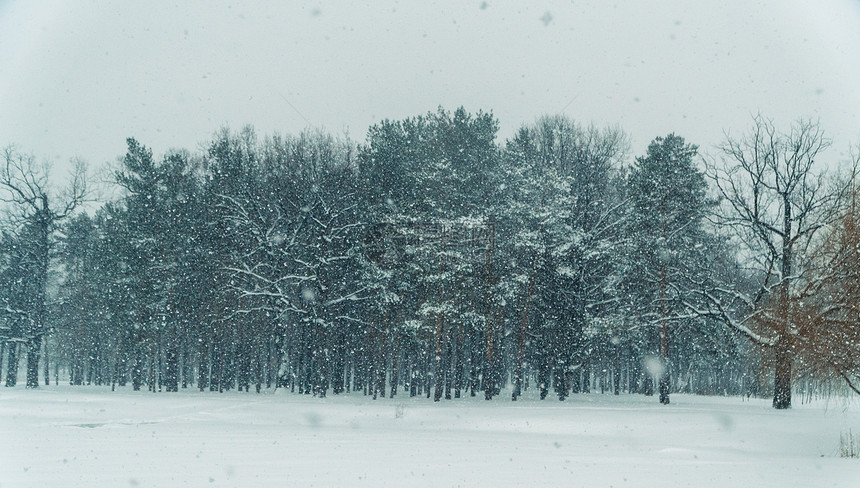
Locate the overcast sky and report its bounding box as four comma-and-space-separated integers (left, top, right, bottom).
2, 0, 859, 174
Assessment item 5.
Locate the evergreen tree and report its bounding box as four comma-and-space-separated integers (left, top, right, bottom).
55, 214, 115, 386
627, 134, 710, 404
503, 116, 629, 400
359, 107, 502, 401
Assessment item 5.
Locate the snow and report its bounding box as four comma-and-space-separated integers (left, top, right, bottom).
2, 387, 859, 487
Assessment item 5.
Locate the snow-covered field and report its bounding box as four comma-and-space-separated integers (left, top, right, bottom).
2, 387, 859, 487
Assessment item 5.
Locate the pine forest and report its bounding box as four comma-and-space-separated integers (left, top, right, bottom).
2, 108, 859, 410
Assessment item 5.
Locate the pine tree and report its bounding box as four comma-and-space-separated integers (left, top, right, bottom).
503, 117, 628, 400
627, 134, 711, 404
359, 107, 501, 401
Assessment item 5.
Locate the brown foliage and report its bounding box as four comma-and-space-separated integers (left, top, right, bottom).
788, 184, 860, 394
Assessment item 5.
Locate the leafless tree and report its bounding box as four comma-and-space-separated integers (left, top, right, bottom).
701, 115, 848, 408
0, 146, 87, 388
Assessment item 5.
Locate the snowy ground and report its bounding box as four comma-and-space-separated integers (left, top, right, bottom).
2, 387, 859, 487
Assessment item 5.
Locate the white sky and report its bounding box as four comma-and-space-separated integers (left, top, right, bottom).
1, 0, 859, 173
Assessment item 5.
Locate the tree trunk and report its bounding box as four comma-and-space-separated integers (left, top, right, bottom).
389, 329, 400, 398
25, 337, 41, 388
773, 337, 792, 409
332, 326, 345, 395
198, 338, 210, 392
483, 218, 496, 400
164, 327, 179, 392
484, 316, 496, 400
26, 216, 50, 390
425, 348, 432, 399
453, 320, 463, 399
375, 324, 385, 399
658, 260, 670, 404
413, 355, 419, 397
774, 193, 793, 409
643, 373, 654, 396
658, 320, 670, 405
5, 342, 19, 387
131, 345, 143, 391
43, 335, 50, 386
512, 270, 536, 401
444, 333, 453, 400
469, 331, 479, 397
433, 311, 445, 402
113, 336, 125, 388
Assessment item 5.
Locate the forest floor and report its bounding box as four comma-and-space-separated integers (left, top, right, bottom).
2, 386, 859, 487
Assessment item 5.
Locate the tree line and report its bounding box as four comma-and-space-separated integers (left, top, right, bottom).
1, 108, 858, 409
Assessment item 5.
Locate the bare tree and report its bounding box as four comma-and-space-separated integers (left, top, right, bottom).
0, 146, 87, 388
703, 115, 846, 409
